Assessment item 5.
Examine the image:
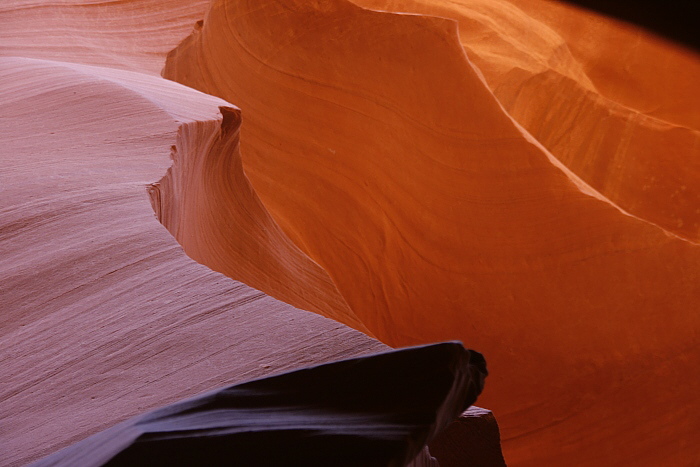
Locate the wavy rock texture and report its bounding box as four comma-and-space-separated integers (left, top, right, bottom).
355, 0, 700, 241
0, 1, 370, 334
163, 0, 700, 465
0, 0, 209, 74
148, 105, 367, 332
33, 343, 484, 467
2, 0, 699, 466
0, 56, 388, 466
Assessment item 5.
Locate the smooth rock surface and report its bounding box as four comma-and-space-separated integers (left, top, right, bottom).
0, 56, 387, 466
0, 0, 210, 75
1, 0, 698, 465
355, 0, 700, 241
162, 0, 700, 465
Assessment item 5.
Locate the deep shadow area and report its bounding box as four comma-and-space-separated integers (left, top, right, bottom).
561, 0, 699, 50
32, 343, 487, 467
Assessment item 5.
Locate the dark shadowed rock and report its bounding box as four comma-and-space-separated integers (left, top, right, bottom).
407, 447, 440, 467
32, 342, 487, 467
429, 407, 507, 467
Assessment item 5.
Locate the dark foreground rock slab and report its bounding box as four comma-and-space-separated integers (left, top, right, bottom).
32, 342, 487, 467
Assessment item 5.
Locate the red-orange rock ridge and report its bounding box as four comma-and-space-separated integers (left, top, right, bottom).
162, 0, 700, 465
1, 0, 699, 465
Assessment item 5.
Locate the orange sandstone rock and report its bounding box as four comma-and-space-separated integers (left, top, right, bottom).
355, 0, 700, 240
148, 106, 368, 332
1, 0, 699, 465
163, 0, 700, 464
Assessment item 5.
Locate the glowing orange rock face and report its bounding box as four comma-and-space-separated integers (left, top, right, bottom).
149, 106, 368, 332
355, 0, 700, 241
2, 0, 699, 465
163, 0, 700, 465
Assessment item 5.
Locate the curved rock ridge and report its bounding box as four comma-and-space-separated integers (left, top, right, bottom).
354, 0, 700, 242
32, 343, 486, 467
148, 106, 368, 333
162, 0, 700, 465
0, 56, 362, 333
0, 56, 387, 466
507, 0, 700, 129
0, 0, 210, 74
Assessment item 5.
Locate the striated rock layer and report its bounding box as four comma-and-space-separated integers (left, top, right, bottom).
1, 0, 698, 465
0, 56, 388, 466
162, 0, 700, 465
0, 0, 210, 75
355, 0, 700, 242
148, 105, 368, 332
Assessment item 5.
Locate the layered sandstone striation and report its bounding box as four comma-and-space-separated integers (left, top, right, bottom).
162, 0, 700, 465
148, 106, 367, 332
0, 57, 387, 465
354, 0, 700, 241
0, 0, 210, 75
1, 0, 699, 466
